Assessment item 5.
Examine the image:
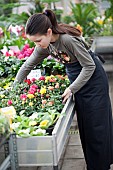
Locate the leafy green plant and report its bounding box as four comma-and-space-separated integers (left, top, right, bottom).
41, 57, 66, 75
70, 2, 101, 37
104, 0, 113, 19
103, 0, 113, 35
0, 54, 24, 79
0, 0, 20, 17
12, 108, 61, 137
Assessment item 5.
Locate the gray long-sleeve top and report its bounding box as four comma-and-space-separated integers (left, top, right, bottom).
15, 34, 96, 94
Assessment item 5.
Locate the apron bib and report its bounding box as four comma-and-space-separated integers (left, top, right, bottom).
65, 51, 113, 170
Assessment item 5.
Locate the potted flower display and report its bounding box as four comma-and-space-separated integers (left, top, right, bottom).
0, 75, 70, 137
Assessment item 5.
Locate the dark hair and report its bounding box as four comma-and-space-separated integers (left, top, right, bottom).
25, 9, 81, 36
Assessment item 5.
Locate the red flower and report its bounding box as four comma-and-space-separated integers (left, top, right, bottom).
39, 76, 45, 81
31, 78, 36, 82
24, 79, 31, 85
7, 100, 13, 105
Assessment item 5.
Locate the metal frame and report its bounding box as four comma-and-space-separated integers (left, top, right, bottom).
0, 133, 19, 170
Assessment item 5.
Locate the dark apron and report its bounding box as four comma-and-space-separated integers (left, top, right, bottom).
65, 51, 113, 170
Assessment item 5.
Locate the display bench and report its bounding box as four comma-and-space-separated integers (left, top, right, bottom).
16, 96, 75, 170
0, 96, 75, 170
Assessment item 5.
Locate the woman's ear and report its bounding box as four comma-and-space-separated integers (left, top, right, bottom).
47, 28, 52, 36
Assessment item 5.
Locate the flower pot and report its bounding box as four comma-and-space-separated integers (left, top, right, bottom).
46, 122, 57, 135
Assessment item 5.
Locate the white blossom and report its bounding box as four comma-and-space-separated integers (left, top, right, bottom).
11, 122, 21, 129
29, 112, 38, 120
33, 128, 46, 135
18, 128, 30, 134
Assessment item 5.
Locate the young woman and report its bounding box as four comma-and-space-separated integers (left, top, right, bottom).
15, 9, 113, 170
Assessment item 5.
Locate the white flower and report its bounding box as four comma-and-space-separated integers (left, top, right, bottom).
18, 128, 30, 134
8, 50, 14, 56
1, 46, 8, 55
11, 122, 20, 129
29, 112, 38, 120
8, 24, 23, 36
19, 110, 25, 115
33, 128, 46, 135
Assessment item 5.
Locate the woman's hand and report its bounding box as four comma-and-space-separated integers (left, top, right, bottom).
62, 87, 72, 103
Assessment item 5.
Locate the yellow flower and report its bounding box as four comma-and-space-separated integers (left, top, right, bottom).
3, 83, 11, 89
50, 75, 55, 78
29, 121, 37, 126
45, 76, 51, 83
29, 102, 33, 106
0, 94, 5, 98
97, 19, 103, 25
40, 120, 49, 127
11, 78, 15, 80
27, 94, 34, 99
40, 88, 46, 94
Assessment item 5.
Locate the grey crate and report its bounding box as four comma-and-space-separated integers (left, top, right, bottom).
16, 96, 75, 167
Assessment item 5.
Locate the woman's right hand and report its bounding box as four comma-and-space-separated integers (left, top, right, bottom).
62, 87, 72, 103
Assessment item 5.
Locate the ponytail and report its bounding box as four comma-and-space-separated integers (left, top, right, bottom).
25, 9, 81, 37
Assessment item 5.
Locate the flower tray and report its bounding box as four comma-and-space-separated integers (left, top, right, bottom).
16, 96, 75, 167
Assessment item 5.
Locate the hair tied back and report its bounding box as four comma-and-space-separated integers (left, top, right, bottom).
43, 11, 48, 16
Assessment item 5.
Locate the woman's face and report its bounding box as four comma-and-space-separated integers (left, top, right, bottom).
27, 28, 52, 49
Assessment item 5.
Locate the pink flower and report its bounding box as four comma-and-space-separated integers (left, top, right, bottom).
28, 88, 36, 94
23, 44, 30, 50
31, 78, 36, 82
7, 100, 13, 105
20, 94, 27, 101
37, 89, 40, 93
28, 84, 38, 94
39, 76, 45, 81
23, 48, 34, 57
5, 51, 11, 57
17, 54, 25, 59
17, 44, 34, 59
30, 84, 38, 89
